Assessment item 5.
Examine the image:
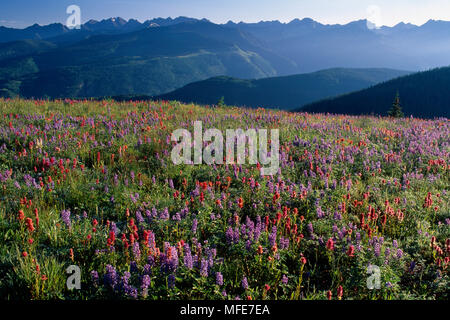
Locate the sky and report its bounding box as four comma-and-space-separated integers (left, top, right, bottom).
1, 0, 450, 28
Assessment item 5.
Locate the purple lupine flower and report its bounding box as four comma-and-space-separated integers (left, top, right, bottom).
241, 276, 249, 290
143, 264, 152, 275
172, 212, 181, 221
374, 243, 381, 257
226, 227, 234, 244
103, 264, 118, 289
233, 227, 240, 243
200, 258, 208, 277
61, 209, 71, 228
160, 208, 169, 220
332, 225, 338, 233
245, 239, 252, 251
136, 211, 144, 224
268, 226, 277, 247
184, 244, 193, 269
169, 247, 179, 271
132, 242, 141, 261
147, 255, 155, 268
192, 219, 198, 233
216, 272, 223, 286
127, 286, 138, 299
281, 275, 288, 285
396, 249, 403, 259
141, 274, 151, 298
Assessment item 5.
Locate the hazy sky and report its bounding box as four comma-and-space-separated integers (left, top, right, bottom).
1, 0, 450, 28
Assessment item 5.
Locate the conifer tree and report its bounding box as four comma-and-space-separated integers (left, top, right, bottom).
388, 91, 404, 118
217, 96, 226, 108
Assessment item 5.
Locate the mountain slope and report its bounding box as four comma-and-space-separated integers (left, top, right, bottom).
301, 66, 450, 118
155, 68, 410, 110
0, 39, 56, 62
0, 21, 296, 98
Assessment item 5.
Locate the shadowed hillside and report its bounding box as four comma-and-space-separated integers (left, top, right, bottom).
301, 66, 450, 118
155, 68, 410, 110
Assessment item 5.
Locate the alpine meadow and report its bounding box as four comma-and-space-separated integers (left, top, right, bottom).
0, 0, 449, 304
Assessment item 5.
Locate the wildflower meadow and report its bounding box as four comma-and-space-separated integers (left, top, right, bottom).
0, 98, 448, 300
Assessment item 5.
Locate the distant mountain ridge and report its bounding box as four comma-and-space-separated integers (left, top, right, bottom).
3, 16, 449, 42
0, 17, 210, 43
154, 68, 411, 110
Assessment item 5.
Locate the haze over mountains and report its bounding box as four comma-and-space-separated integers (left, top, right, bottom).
0, 16, 450, 117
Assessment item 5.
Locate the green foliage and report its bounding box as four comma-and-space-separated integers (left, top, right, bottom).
388, 92, 404, 118
217, 96, 226, 107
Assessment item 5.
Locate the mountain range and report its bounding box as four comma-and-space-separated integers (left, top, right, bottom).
0, 20, 295, 98
0, 16, 450, 117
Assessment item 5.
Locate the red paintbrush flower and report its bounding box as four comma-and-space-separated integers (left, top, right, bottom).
326, 238, 334, 251
25, 218, 34, 232
347, 245, 355, 257
337, 286, 343, 300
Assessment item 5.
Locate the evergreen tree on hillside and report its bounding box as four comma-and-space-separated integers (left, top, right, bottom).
388, 91, 404, 118
217, 96, 226, 108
